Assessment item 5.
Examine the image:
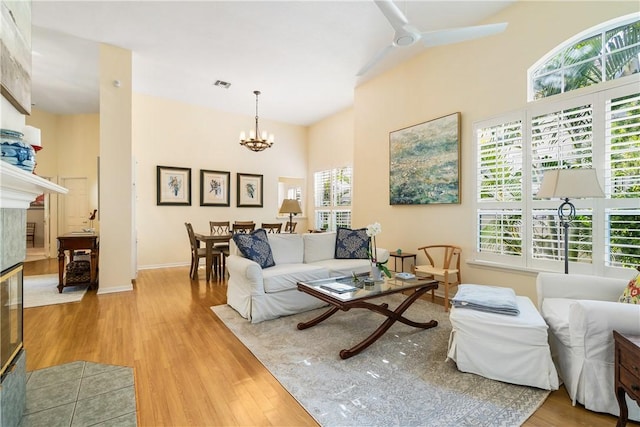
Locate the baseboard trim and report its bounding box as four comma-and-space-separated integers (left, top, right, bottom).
137, 262, 189, 270
97, 284, 134, 294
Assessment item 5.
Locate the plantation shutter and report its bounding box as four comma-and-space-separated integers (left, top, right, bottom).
314, 167, 353, 231
476, 119, 524, 257
605, 91, 640, 267
530, 99, 596, 266
314, 170, 331, 208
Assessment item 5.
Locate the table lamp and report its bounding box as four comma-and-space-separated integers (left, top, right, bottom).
536, 168, 604, 274
279, 199, 302, 232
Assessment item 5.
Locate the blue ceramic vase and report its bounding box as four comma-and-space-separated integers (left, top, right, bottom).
1, 129, 36, 173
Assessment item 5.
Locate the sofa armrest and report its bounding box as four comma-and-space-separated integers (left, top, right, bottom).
569, 300, 640, 362
536, 272, 627, 307
226, 254, 265, 295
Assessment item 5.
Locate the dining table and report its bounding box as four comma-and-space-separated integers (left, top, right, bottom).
194, 232, 233, 281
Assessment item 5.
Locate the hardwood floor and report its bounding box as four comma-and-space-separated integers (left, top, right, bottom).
23, 259, 628, 426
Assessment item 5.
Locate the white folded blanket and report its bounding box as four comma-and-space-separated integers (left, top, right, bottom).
451, 284, 520, 316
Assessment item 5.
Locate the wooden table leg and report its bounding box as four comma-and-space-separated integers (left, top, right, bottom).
90, 248, 98, 289
57, 249, 65, 293
616, 386, 629, 427
297, 306, 340, 330
205, 240, 213, 282
339, 286, 437, 359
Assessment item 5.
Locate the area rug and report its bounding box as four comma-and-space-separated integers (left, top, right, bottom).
212, 296, 550, 427
24, 274, 87, 308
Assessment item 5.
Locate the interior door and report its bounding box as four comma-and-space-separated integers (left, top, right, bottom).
60, 177, 89, 233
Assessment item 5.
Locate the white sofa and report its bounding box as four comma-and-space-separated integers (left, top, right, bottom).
536, 272, 640, 421
226, 231, 389, 323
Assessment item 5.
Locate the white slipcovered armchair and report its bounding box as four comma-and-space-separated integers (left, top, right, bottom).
536, 272, 640, 421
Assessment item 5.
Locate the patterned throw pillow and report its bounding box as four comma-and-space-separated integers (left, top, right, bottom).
233, 229, 275, 269
619, 267, 640, 304
334, 227, 369, 259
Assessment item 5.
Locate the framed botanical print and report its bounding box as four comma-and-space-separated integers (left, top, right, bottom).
200, 169, 230, 206
157, 166, 191, 206
237, 173, 263, 207
389, 112, 461, 205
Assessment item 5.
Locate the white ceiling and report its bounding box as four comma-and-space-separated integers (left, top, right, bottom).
31, 1, 514, 126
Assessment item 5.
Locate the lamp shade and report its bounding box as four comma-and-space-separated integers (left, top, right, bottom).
279, 199, 302, 214
536, 169, 604, 199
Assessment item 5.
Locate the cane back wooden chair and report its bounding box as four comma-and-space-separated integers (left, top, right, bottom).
412, 245, 462, 312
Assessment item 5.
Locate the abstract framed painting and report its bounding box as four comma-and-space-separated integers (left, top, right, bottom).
200, 169, 230, 206
237, 173, 263, 207
157, 166, 191, 206
389, 112, 461, 205
1, 1, 31, 114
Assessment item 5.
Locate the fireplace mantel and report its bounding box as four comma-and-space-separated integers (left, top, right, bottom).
0, 162, 68, 208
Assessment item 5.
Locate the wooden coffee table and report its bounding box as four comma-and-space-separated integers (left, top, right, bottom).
297, 274, 438, 359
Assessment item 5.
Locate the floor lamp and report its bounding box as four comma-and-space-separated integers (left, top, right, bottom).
279, 199, 302, 233
536, 169, 604, 274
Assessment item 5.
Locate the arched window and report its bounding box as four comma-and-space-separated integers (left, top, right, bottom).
529, 13, 640, 100
474, 13, 640, 277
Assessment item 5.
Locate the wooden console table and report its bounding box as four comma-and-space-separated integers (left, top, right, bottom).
57, 233, 99, 293
614, 330, 640, 427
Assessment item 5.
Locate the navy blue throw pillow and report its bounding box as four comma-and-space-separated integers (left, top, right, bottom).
233, 229, 275, 268
334, 227, 369, 259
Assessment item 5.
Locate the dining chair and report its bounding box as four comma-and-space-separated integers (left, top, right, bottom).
261, 223, 282, 233
185, 222, 221, 279
210, 221, 231, 236
26, 222, 36, 247
412, 244, 462, 312
284, 221, 297, 233
234, 221, 255, 225
210, 221, 231, 276
232, 223, 256, 234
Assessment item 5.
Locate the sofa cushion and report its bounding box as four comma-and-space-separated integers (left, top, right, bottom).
303, 232, 337, 263
309, 258, 372, 277
233, 229, 275, 269
268, 233, 303, 264
540, 297, 572, 347
619, 269, 640, 304
262, 263, 328, 293
334, 227, 369, 259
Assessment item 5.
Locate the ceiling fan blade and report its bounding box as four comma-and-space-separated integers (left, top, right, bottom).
357, 44, 395, 77
420, 22, 508, 48
374, 0, 409, 33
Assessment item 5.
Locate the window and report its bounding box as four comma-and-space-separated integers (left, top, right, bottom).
529, 14, 639, 100
476, 82, 639, 275
314, 167, 352, 231
277, 177, 304, 217
476, 15, 640, 277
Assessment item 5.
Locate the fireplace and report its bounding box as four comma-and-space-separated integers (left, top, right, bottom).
1, 162, 67, 427
0, 263, 23, 379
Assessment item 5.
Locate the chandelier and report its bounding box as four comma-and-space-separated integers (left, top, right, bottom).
239, 90, 274, 152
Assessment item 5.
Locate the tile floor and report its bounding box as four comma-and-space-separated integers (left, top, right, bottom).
22, 361, 137, 427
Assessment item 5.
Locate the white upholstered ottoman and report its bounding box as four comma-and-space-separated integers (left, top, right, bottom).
446, 292, 559, 390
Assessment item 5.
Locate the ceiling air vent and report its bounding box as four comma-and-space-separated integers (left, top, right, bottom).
214, 80, 231, 89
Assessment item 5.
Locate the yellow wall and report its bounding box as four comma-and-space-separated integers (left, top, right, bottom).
311, 1, 640, 301
26, 109, 99, 257
98, 43, 133, 291
307, 106, 355, 223
132, 93, 309, 268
